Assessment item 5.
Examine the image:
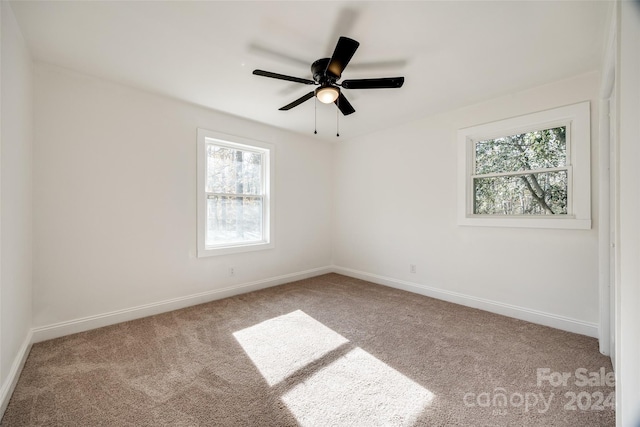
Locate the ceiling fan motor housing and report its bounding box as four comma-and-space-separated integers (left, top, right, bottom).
311, 58, 334, 84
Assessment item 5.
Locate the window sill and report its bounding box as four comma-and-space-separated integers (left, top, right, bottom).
197, 241, 274, 258
458, 216, 591, 230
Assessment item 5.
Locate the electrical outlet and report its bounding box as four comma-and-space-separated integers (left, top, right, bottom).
410, 264, 416, 274
229, 267, 236, 277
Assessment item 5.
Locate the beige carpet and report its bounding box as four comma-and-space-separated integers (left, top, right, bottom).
2, 274, 614, 426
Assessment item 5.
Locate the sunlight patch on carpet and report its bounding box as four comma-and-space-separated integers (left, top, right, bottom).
234, 310, 433, 426
233, 310, 348, 386
281, 347, 433, 426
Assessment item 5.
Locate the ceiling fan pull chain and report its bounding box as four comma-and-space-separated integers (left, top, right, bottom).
336, 97, 340, 137
314, 97, 318, 134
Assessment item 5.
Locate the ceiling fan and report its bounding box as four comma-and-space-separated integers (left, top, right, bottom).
252, 37, 405, 116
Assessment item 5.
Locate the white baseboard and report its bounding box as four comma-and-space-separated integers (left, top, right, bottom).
333, 266, 599, 338
0, 330, 33, 418
31, 265, 598, 343
31, 266, 333, 343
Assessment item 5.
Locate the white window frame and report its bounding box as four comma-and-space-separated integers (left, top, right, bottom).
197, 128, 275, 257
457, 101, 591, 229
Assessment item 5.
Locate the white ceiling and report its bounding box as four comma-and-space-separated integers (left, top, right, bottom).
10, 1, 610, 142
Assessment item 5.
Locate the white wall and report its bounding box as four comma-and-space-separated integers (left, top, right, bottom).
32, 64, 333, 333
334, 72, 601, 335
616, 2, 640, 425
0, 0, 33, 410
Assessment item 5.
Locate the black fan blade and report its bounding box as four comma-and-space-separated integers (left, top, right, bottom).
341, 77, 405, 89
279, 91, 315, 110
253, 70, 316, 85
335, 93, 355, 116
326, 8, 359, 55
326, 37, 360, 79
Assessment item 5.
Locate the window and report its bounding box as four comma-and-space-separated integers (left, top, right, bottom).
197, 129, 274, 257
474, 126, 569, 215
457, 102, 591, 229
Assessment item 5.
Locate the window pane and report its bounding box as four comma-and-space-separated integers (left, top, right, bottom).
206, 144, 263, 195
475, 126, 566, 175
206, 196, 263, 245
474, 171, 567, 215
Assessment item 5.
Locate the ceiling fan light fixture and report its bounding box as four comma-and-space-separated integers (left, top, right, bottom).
316, 86, 340, 104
